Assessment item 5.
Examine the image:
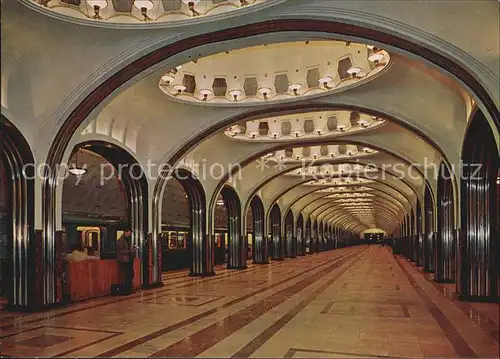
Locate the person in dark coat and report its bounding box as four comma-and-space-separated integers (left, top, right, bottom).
116, 229, 136, 293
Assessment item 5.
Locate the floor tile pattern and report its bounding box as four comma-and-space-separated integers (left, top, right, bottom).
0, 246, 498, 358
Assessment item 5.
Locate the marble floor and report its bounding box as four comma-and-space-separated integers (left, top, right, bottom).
0, 246, 498, 358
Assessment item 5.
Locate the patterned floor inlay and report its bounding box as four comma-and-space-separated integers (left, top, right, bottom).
16, 334, 72, 348
0, 325, 123, 357
0, 247, 498, 358
141, 294, 223, 306
284, 348, 405, 358
320, 301, 411, 318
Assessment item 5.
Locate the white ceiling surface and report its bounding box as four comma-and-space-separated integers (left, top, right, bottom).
2, 0, 499, 233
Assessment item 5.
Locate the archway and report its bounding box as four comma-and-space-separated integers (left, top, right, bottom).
61, 141, 149, 295
270, 204, 284, 261
0, 117, 36, 310
220, 186, 245, 269
250, 195, 267, 264
325, 225, 332, 250
161, 177, 190, 271
409, 208, 415, 262
318, 221, 324, 252
415, 201, 423, 266
403, 214, 410, 258
284, 210, 295, 258
245, 205, 253, 262
296, 214, 305, 256
162, 169, 209, 276
332, 226, 337, 249
459, 109, 499, 300
436, 162, 456, 283
213, 193, 228, 265
312, 220, 318, 254
423, 186, 436, 272
305, 218, 312, 254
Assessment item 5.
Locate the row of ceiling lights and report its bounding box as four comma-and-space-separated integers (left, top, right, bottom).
306, 178, 373, 186
164, 50, 386, 101
40, 0, 248, 20
291, 164, 377, 176
266, 146, 374, 162
228, 117, 382, 140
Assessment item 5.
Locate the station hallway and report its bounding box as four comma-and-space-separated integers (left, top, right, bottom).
1, 246, 497, 358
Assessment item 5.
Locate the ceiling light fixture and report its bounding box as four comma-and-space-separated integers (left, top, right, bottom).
268, 120, 282, 139
229, 89, 242, 102
291, 118, 305, 138
319, 76, 333, 89
161, 74, 175, 85
227, 125, 242, 137
288, 83, 302, 96
337, 124, 347, 132
69, 149, 87, 176
258, 87, 271, 100
134, 0, 154, 21
275, 150, 286, 160
292, 148, 303, 160
216, 199, 225, 206
327, 145, 339, 158
173, 84, 186, 95
199, 89, 212, 101
310, 146, 321, 159
181, 0, 201, 16
246, 121, 260, 139
87, 0, 108, 19
347, 66, 362, 79
368, 52, 384, 65
357, 119, 370, 128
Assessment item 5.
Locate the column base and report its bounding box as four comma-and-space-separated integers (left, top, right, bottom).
457, 294, 500, 303
434, 278, 455, 284
3, 303, 44, 313
227, 265, 247, 270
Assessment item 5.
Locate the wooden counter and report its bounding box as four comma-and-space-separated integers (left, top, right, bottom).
65, 259, 141, 302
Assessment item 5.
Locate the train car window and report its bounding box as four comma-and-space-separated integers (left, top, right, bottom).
167, 231, 178, 250
76, 226, 101, 259
177, 232, 188, 249
215, 233, 222, 248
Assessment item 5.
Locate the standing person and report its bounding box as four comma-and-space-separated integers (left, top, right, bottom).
116, 229, 136, 293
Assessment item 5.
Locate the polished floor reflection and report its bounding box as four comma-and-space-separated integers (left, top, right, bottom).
1, 246, 498, 358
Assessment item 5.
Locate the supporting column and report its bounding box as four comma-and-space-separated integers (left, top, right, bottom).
250, 196, 267, 264
1, 118, 42, 311
423, 232, 435, 272
435, 163, 456, 283
457, 110, 499, 301
221, 186, 246, 270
